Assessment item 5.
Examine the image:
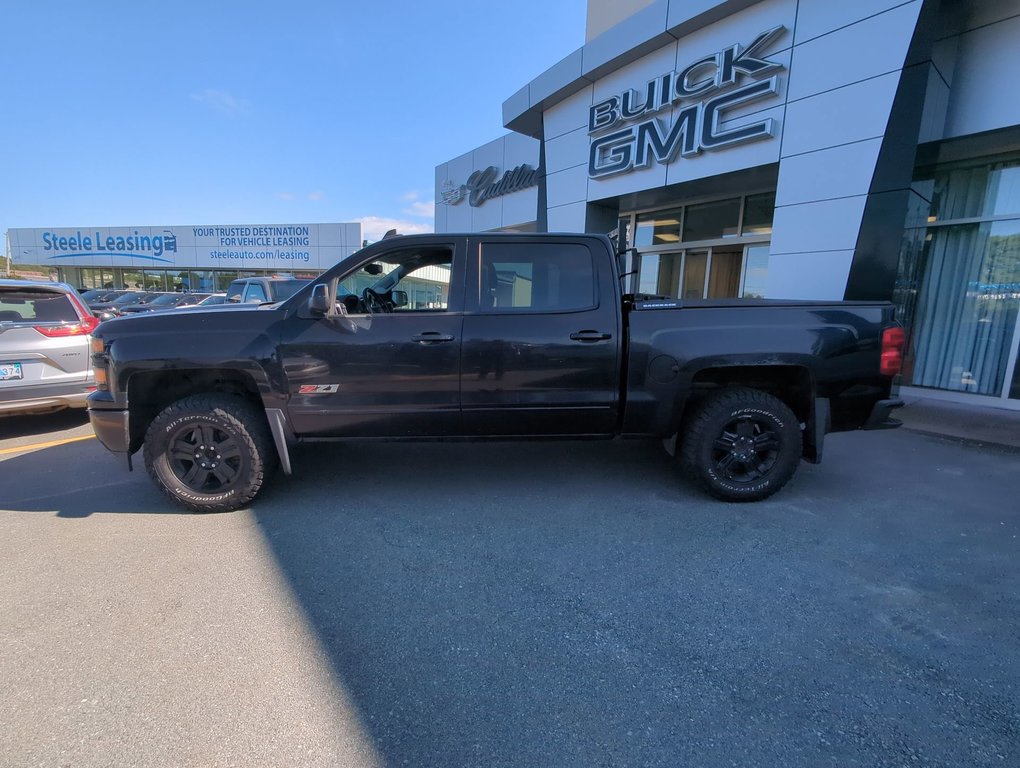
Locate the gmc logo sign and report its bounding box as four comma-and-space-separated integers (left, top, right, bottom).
588, 26, 786, 179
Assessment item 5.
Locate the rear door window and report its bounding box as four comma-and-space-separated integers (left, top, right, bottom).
479, 243, 596, 312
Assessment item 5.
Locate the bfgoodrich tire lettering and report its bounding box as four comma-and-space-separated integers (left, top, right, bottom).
143, 394, 274, 513
680, 388, 802, 502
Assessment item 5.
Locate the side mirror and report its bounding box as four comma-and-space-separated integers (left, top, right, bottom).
309, 283, 330, 315
390, 290, 408, 308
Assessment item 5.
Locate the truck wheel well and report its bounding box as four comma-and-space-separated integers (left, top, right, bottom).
684, 366, 812, 425
127, 369, 263, 453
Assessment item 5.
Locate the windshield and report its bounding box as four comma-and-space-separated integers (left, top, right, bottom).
111, 291, 147, 305
149, 293, 183, 306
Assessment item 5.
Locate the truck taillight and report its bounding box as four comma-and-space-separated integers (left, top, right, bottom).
880, 326, 905, 376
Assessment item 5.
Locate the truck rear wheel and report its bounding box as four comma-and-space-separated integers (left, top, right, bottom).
143, 394, 274, 513
680, 388, 802, 502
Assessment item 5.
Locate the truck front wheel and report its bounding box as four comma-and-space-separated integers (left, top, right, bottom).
680, 388, 802, 502
143, 394, 275, 513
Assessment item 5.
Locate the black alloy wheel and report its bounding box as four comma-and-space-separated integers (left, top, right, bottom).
710, 414, 781, 484
143, 394, 276, 513
680, 388, 802, 502
166, 422, 243, 494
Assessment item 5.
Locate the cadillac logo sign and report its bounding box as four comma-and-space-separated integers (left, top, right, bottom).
441, 164, 540, 207
589, 26, 786, 179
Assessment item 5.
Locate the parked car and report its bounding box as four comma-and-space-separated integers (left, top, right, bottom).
1, 279, 97, 416
119, 292, 210, 314
84, 289, 133, 309
80, 288, 124, 304
89, 290, 151, 313
101, 292, 165, 317
88, 233, 905, 512
225, 277, 309, 304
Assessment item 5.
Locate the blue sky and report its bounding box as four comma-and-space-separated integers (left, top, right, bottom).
0, 1, 586, 244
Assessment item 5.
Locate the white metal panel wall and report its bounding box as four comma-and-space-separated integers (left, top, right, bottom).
434, 134, 540, 233
766, 0, 924, 299
542, 86, 593, 232
944, 9, 1020, 139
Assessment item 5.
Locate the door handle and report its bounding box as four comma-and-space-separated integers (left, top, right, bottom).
569, 330, 612, 342
411, 332, 455, 344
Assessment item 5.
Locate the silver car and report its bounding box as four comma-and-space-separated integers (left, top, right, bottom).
0, 280, 98, 415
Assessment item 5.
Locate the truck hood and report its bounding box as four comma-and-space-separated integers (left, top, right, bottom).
95, 301, 280, 338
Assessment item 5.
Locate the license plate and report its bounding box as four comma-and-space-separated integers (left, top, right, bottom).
0, 362, 23, 381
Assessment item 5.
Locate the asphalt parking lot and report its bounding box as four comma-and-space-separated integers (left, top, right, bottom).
1, 410, 1018, 767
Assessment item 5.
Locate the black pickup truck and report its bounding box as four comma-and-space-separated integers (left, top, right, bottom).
87, 233, 904, 512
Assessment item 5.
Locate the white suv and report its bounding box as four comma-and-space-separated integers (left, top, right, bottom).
0, 280, 98, 416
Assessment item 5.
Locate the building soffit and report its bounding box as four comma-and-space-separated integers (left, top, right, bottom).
503, 0, 763, 138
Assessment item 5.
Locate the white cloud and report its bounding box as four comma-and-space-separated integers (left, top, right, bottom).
276, 191, 295, 201
403, 200, 435, 218
307, 191, 324, 201
190, 88, 250, 116
398, 190, 434, 218
357, 216, 432, 243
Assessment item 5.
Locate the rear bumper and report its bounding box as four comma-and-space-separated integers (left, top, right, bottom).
0, 380, 95, 415
88, 406, 130, 453
863, 398, 905, 430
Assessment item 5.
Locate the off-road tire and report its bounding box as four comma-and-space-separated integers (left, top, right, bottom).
143, 394, 274, 513
680, 388, 802, 502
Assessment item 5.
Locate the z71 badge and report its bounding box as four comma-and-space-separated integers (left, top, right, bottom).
297, 384, 340, 394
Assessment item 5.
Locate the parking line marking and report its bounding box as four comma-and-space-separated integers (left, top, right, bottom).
0, 434, 96, 455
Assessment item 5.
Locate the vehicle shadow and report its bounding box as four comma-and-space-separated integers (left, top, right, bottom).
0, 440, 187, 516
0, 409, 90, 440
249, 438, 756, 767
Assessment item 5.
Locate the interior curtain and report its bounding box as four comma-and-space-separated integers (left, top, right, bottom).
910, 222, 1020, 395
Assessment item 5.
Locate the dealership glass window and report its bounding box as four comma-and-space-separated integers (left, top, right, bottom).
639, 248, 768, 300
741, 192, 776, 235
899, 219, 1020, 396
682, 251, 707, 298
639, 253, 681, 296
707, 249, 743, 298
141, 270, 164, 291
634, 207, 683, 247
630, 192, 774, 300
634, 192, 775, 247
929, 158, 1020, 221
897, 154, 1020, 401
186, 270, 220, 292
683, 198, 741, 241
741, 245, 770, 298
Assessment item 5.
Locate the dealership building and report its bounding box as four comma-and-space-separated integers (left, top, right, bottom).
436, 0, 1020, 409
6, 222, 362, 293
